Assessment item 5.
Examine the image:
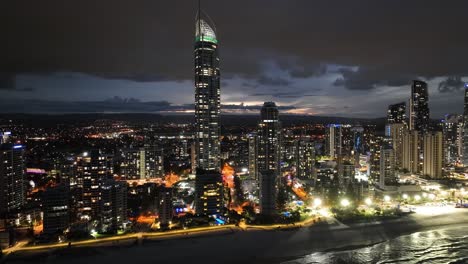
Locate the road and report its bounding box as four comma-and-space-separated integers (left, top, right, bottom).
3, 215, 320, 255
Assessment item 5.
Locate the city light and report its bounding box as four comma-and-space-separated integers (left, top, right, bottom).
365, 198, 372, 206
428, 193, 436, 200
384, 195, 391, 202
402, 194, 408, 199
414, 195, 421, 201
313, 198, 322, 207
340, 198, 350, 207
422, 193, 428, 198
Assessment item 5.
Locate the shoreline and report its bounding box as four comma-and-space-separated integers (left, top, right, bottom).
5, 208, 468, 264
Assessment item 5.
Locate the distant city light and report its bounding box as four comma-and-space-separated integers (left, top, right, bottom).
340, 198, 350, 207
384, 195, 391, 202
402, 194, 409, 199
83, 151, 89, 157
365, 198, 372, 206
313, 198, 322, 207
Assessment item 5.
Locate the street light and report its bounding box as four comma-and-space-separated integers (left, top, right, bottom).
365, 198, 372, 206
340, 198, 350, 207
384, 195, 391, 202
414, 195, 421, 201
402, 194, 408, 200
313, 198, 322, 207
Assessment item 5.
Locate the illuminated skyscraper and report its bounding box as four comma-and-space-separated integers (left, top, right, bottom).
326, 124, 342, 159
0, 143, 25, 216
258, 102, 281, 216
194, 10, 220, 172
409, 80, 430, 132
194, 7, 223, 216
463, 84, 468, 166
402, 131, 420, 173
443, 114, 463, 165
387, 102, 406, 124
379, 139, 396, 188
75, 150, 113, 221
423, 132, 443, 179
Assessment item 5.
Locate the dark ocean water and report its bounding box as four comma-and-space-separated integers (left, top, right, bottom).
283, 226, 468, 264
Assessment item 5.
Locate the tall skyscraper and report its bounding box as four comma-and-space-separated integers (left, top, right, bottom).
99, 179, 127, 233
386, 123, 406, 169
0, 143, 25, 216
443, 114, 463, 165
463, 84, 468, 166
402, 130, 420, 173
379, 140, 396, 188
387, 102, 406, 124
257, 102, 281, 174
194, 8, 223, 216
43, 184, 70, 234
409, 80, 430, 132
157, 186, 173, 229
194, 10, 220, 172
75, 150, 113, 221
247, 133, 258, 180
294, 138, 315, 179
258, 102, 281, 216
423, 132, 443, 179
326, 124, 342, 159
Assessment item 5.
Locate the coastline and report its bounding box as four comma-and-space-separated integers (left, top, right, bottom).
5, 208, 468, 264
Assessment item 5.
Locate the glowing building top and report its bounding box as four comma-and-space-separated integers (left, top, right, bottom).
195, 19, 217, 44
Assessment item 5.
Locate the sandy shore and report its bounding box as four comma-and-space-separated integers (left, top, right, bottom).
6, 206, 468, 264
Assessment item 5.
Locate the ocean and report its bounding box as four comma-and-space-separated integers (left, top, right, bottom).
283, 226, 468, 264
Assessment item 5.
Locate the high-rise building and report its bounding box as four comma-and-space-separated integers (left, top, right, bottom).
193, 9, 223, 216
326, 124, 342, 159
294, 138, 315, 179
443, 114, 463, 165
379, 140, 396, 188
386, 123, 406, 168
75, 150, 113, 221
99, 179, 127, 233
247, 133, 258, 180
387, 102, 406, 124
0, 143, 25, 216
157, 186, 173, 229
194, 11, 220, 171
463, 84, 468, 166
194, 170, 223, 216
409, 80, 430, 133
257, 102, 281, 216
257, 102, 281, 174
43, 184, 70, 234
402, 131, 420, 173
423, 132, 443, 179
259, 170, 277, 216
120, 146, 164, 180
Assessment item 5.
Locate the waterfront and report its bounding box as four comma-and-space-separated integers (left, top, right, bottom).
5, 205, 468, 264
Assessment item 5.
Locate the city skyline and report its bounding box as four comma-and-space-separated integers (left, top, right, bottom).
3, 2, 468, 262
1, 0, 468, 118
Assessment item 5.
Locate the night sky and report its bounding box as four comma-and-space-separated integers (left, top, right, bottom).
1, 0, 467, 117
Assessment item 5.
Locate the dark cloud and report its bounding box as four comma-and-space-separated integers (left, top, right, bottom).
333, 67, 416, 90
257, 76, 291, 86
250, 92, 320, 99
0, 97, 295, 114
0, 74, 15, 90
438, 76, 466, 93
2, 0, 468, 88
